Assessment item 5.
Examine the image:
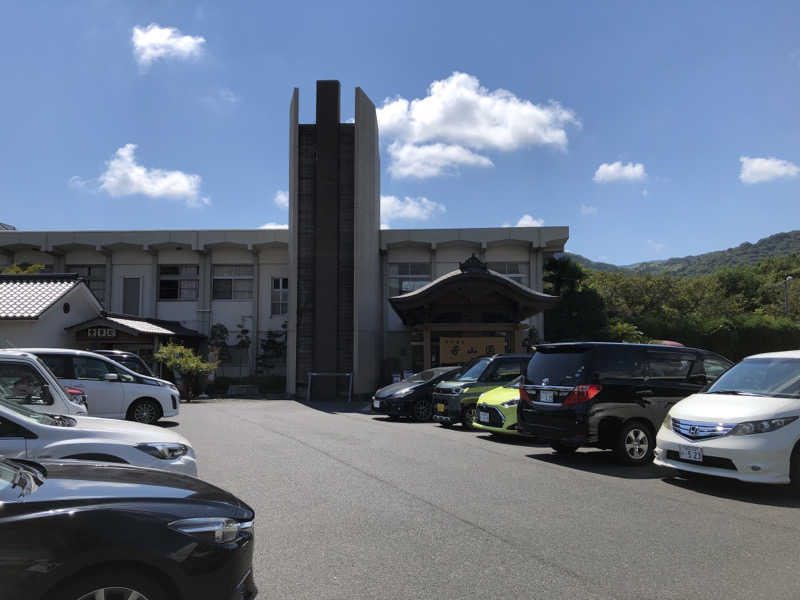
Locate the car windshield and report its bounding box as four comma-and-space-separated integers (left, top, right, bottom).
0, 459, 17, 492
0, 398, 58, 426
504, 375, 523, 388
33, 356, 72, 398
707, 357, 800, 399
404, 369, 445, 383
526, 350, 589, 387
457, 358, 490, 381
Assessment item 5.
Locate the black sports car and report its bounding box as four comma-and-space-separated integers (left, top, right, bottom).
0, 457, 257, 600
371, 366, 461, 421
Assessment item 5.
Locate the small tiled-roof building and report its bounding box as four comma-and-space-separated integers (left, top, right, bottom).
0, 274, 102, 348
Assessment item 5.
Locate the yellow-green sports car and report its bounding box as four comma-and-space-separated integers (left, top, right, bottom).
473, 377, 522, 436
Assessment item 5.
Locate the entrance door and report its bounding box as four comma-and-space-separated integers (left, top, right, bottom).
123, 277, 140, 315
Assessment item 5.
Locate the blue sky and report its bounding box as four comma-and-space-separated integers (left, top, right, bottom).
0, 0, 798, 265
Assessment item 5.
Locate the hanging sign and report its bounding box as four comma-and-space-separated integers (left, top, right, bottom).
440, 337, 506, 364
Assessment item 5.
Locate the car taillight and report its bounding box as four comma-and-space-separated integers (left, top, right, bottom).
519, 380, 533, 403
562, 384, 602, 406
66, 387, 84, 396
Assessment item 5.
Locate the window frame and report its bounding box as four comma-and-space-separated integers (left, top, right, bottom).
212, 264, 255, 300
66, 264, 107, 300
270, 277, 289, 316
158, 264, 200, 301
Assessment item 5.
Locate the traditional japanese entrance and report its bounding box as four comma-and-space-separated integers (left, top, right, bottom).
389, 256, 560, 370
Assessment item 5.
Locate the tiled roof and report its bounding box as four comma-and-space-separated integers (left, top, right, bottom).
106, 316, 175, 335
0, 274, 82, 319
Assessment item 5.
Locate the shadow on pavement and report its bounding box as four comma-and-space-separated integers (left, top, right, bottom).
527, 449, 667, 480
476, 433, 542, 446
299, 400, 372, 415
660, 473, 800, 508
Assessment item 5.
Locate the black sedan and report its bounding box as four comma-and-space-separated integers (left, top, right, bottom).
372, 367, 461, 421
0, 457, 257, 600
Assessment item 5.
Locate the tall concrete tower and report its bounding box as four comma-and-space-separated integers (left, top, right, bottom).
286, 81, 381, 399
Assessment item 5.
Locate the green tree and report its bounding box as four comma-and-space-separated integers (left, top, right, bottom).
153, 343, 218, 400
2, 263, 45, 274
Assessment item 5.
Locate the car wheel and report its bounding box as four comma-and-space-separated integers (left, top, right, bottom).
51, 568, 167, 600
128, 399, 162, 425
789, 443, 800, 492
411, 398, 433, 422
551, 441, 578, 454
461, 405, 476, 430
615, 421, 654, 465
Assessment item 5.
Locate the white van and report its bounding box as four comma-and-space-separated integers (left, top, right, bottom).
0, 350, 88, 415
21, 349, 180, 425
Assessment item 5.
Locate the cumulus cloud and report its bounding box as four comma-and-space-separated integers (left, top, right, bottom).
259, 223, 288, 229
580, 204, 598, 216
132, 24, 205, 69
68, 175, 90, 190
377, 72, 579, 178
739, 156, 799, 184
273, 190, 289, 208
504, 214, 545, 227
593, 161, 647, 183
380, 195, 445, 224
98, 144, 208, 207
387, 142, 493, 178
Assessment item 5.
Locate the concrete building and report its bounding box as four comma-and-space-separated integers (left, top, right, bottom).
0, 81, 569, 397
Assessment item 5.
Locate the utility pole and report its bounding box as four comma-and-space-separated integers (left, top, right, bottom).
785, 276, 793, 318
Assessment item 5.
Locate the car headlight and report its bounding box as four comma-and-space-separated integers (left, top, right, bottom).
136, 442, 188, 459
662, 413, 673, 430
168, 517, 254, 544
730, 416, 798, 436
501, 398, 519, 408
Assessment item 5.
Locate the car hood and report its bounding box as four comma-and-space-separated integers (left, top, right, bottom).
477, 385, 519, 406
67, 415, 191, 446
435, 380, 469, 392
375, 381, 423, 399
140, 375, 175, 387
14, 460, 251, 517
670, 393, 800, 423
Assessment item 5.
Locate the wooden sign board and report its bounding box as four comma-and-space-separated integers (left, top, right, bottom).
440, 337, 505, 364
86, 327, 117, 338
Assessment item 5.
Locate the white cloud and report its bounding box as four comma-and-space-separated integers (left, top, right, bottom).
647, 239, 665, 252
132, 24, 205, 69
380, 195, 445, 224
387, 142, 493, 178
377, 72, 579, 178
593, 161, 647, 183
68, 175, 89, 190
380, 223, 391, 230
273, 190, 289, 208
98, 144, 208, 207
515, 214, 545, 227
739, 156, 799, 184
580, 204, 598, 216
201, 88, 240, 112
259, 223, 288, 229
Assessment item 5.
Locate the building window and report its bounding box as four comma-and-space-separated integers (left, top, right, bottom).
213, 264, 254, 300
271, 277, 289, 315
387, 263, 431, 297
487, 262, 530, 287
67, 264, 106, 300
159, 264, 199, 300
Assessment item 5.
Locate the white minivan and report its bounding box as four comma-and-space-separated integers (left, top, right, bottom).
0, 350, 88, 415
22, 349, 180, 425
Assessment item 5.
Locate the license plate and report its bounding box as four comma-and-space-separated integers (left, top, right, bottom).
539, 390, 555, 403
373, 399, 380, 409
679, 445, 703, 462
479, 411, 490, 423
436, 403, 445, 413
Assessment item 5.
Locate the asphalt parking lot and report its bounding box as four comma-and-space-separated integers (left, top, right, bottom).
171, 399, 800, 600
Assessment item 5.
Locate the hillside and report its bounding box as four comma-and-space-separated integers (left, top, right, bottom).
568, 230, 800, 277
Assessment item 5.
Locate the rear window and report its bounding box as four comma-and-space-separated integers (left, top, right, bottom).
526, 351, 588, 387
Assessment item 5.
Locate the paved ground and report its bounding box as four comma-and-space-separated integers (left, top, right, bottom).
170, 399, 800, 600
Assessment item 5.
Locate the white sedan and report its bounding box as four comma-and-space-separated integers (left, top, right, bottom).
655, 350, 800, 486
0, 398, 197, 476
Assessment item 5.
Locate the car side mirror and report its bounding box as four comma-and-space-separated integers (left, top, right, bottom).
104, 373, 120, 382
41, 384, 51, 402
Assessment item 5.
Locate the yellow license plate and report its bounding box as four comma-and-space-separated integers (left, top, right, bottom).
436, 403, 445, 413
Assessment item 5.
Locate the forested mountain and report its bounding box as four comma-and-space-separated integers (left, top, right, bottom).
567, 230, 800, 277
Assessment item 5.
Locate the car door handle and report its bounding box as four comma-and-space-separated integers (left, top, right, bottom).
635, 389, 654, 397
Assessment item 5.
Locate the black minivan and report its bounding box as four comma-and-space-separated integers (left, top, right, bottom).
517, 343, 732, 465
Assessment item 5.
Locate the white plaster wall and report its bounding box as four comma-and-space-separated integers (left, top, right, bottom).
0, 287, 100, 348
64, 249, 106, 264
386, 245, 431, 263
157, 302, 201, 332
158, 249, 200, 264
434, 242, 480, 263
211, 246, 253, 264
485, 243, 531, 263
12, 249, 54, 267
111, 249, 153, 317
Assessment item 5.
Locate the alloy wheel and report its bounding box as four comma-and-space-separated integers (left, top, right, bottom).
132, 401, 158, 424
624, 427, 649, 460
77, 587, 150, 600
413, 398, 431, 421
